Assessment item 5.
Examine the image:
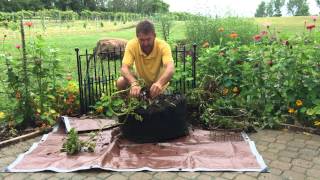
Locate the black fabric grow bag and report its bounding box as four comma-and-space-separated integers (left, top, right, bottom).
119, 94, 189, 143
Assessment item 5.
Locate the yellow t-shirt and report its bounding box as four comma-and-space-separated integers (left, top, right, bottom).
122, 38, 173, 86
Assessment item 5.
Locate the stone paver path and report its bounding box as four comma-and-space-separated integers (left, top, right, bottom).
0, 129, 319, 180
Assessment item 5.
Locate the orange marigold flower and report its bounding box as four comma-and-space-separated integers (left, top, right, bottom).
218, 27, 224, 32
314, 120, 320, 126
222, 88, 229, 96
288, 108, 295, 114
202, 41, 209, 48
229, 32, 238, 39
295, 100, 303, 107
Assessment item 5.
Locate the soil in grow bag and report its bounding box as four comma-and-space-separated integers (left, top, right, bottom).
119, 93, 189, 143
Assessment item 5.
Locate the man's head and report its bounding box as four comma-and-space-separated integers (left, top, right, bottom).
136, 20, 156, 55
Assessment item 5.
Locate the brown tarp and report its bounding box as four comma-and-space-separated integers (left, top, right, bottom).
6, 117, 267, 172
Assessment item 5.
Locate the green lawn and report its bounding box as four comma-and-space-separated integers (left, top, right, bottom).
253, 16, 316, 36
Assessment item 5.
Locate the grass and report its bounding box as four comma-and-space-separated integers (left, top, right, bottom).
253, 16, 316, 36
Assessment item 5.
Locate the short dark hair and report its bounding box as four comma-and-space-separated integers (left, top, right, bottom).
136, 20, 155, 36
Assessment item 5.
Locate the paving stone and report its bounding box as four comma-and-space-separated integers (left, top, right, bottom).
120, 172, 135, 177
305, 144, 320, 151
290, 166, 306, 173
313, 157, 320, 165
305, 140, 320, 147
173, 177, 188, 180
306, 169, 320, 178
306, 177, 318, 180
28, 173, 54, 180
259, 137, 276, 143
261, 152, 277, 161
203, 172, 222, 177
221, 172, 239, 179
45, 176, 60, 180
269, 168, 282, 175
312, 165, 320, 170
96, 172, 112, 179
257, 145, 268, 152
270, 160, 291, 170
287, 141, 305, 148
285, 146, 299, 152
279, 157, 292, 163
129, 172, 153, 180
177, 172, 200, 179
153, 172, 177, 180
234, 174, 256, 180
86, 177, 100, 180
282, 170, 306, 180
195, 174, 212, 180
298, 153, 313, 161
3, 173, 30, 180
258, 173, 283, 180
294, 133, 312, 140
278, 151, 298, 158
292, 159, 313, 168
256, 141, 270, 147
268, 143, 286, 150
70, 174, 87, 180
106, 174, 127, 180
244, 172, 259, 177
266, 148, 280, 154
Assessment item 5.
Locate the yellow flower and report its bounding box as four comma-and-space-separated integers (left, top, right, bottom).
218, 27, 224, 32
232, 87, 239, 94
0, 112, 5, 119
288, 108, 295, 114
202, 41, 209, 48
314, 120, 320, 126
222, 88, 229, 96
96, 106, 104, 113
296, 100, 303, 107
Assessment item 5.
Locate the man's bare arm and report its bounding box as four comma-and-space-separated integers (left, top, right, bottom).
156, 61, 175, 86
121, 64, 137, 85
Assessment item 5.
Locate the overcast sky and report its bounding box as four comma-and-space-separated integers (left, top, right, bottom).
163, 0, 319, 17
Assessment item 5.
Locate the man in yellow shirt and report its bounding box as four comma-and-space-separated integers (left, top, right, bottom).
116, 20, 175, 98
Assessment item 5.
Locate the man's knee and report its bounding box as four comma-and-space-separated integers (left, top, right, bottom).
116, 76, 129, 90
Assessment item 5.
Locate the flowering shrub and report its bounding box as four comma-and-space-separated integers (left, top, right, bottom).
194, 21, 320, 128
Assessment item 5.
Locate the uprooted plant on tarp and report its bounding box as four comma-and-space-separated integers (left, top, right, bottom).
61, 128, 97, 155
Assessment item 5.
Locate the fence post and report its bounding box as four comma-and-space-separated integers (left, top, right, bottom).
75, 48, 84, 114
192, 44, 197, 88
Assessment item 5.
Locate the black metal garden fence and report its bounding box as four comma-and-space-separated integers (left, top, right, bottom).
76, 44, 197, 114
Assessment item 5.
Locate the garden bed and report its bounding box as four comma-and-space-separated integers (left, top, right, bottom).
0, 126, 52, 148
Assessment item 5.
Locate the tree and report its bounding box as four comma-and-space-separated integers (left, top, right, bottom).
287, 0, 310, 16
273, 0, 285, 16
255, 1, 267, 17
316, 0, 320, 10
266, 0, 274, 16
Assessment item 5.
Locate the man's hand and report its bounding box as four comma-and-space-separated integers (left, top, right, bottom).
150, 82, 162, 98
130, 82, 141, 97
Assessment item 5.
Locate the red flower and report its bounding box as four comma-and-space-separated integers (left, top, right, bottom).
24, 21, 33, 27
311, 16, 317, 22
260, 31, 268, 36
15, 44, 21, 49
306, 24, 316, 30
253, 35, 261, 41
